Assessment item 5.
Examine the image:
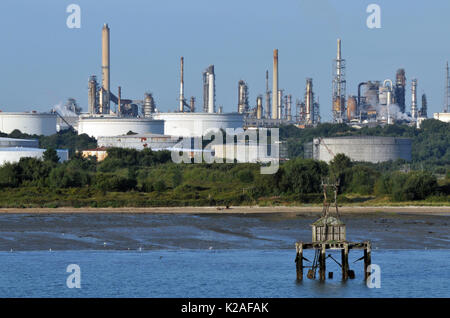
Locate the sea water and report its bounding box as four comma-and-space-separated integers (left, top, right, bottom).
0, 249, 448, 297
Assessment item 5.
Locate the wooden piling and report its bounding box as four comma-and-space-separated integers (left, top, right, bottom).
342, 242, 349, 281
364, 241, 372, 281
319, 244, 326, 281
295, 243, 303, 281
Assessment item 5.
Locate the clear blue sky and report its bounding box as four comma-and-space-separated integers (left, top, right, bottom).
0, 0, 449, 121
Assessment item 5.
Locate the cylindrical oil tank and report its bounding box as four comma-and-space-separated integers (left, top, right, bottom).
347, 96, 357, 120
0, 137, 39, 148
313, 136, 412, 163
0, 112, 57, 136
77, 117, 164, 139
0, 147, 68, 166
153, 112, 244, 137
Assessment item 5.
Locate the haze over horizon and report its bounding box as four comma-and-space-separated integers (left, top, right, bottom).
0, 0, 449, 121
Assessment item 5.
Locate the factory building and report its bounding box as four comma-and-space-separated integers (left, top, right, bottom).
0, 112, 57, 136
153, 112, 244, 137
304, 136, 412, 163
97, 133, 180, 150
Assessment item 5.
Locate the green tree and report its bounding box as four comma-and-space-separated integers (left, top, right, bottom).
43, 148, 60, 164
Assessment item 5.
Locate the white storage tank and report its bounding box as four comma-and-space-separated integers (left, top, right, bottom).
0, 112, 57, 136
77, 116, 164, 139
306, 136, 412, 163
0, 137, 39, 148
153, 112, 244, 137
0, 147, 69, 166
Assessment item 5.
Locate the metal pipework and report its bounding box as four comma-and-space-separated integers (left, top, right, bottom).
179, 57, 184, 112
357, 82, 367, 110
272, 49, 279, 119
101, 24, 110, 114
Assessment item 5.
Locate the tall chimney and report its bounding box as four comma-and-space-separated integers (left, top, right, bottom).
179, 57, 184, 112
101, 24, 110, 114
272, 49, 278, 119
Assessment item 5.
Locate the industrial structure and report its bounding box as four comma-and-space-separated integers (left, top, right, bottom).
203, 65, 216, 113
433, 62, 450, 123
332, 39, 346, 123
153, 112, 243, 137
97, 133, 180, 150
0, 137, 68, 166
0, 112, 57, 136
304, 136, 412, 163
77, 117, 164, 139
237, 80, 249, 114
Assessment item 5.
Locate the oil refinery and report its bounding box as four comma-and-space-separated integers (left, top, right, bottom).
0, 22, 448, 165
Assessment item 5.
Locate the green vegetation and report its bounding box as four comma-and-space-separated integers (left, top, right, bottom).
0, 120, 448, 208
281, 119, 450, 173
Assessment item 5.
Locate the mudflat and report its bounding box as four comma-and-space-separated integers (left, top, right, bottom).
0, 205, 449, 214
0, 208, 449, 251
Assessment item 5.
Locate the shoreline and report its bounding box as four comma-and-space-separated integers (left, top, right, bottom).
0, 205, 450, 215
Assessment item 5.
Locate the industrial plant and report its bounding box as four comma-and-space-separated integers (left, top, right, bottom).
0, 21, 449, 166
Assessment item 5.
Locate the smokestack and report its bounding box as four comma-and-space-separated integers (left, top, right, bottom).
88, 75, 98, 115
101, 24, 110, 114
272, 49, 278, 119
179, 57, 184, 112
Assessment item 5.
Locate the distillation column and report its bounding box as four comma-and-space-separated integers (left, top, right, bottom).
179, 57, 185, 112
411, 79, 418, 119
272, 49, 279, 119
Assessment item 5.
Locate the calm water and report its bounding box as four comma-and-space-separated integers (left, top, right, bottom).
0, 249, 448, 297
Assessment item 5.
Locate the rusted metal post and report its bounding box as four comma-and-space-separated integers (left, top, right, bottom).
319, 244, 326, 281
295, 243, 303, 281
364, 241, 372, 281
342, 242, 349, 281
